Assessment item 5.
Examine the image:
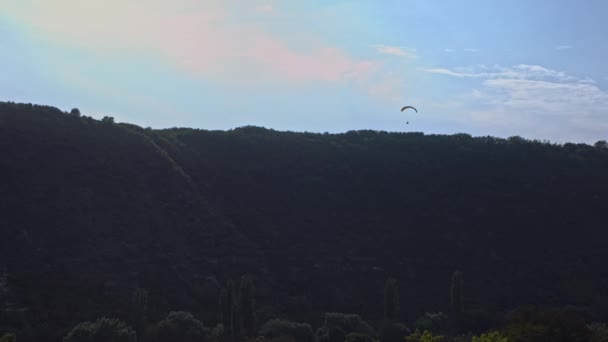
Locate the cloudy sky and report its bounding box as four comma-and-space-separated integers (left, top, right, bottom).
1, 0, 608, 143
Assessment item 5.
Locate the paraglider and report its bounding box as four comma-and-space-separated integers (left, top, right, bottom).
401, 106, 418, 124
401, 106, 417, 113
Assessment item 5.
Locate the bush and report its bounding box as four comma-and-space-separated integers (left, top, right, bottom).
346, 332, 373, 342
414, 312, 448, 333
321, 313, 375, 337
259, 319, 316, 342
405, 329, 444, 342
589, 323, 608, 342
0, 333, 16, 342
471, 332, 509, 342
63, 317, 136, 342
503, 307, 591, 342
156, 311, 212, 342
317, 327, 345, 342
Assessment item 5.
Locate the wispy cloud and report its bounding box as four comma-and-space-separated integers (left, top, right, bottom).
256, 3, 274, 13
425, 64, 573, 81
464, 48, 480, 53
444, 48, 455, 53
556, 45, 573, 50
371, 45, 418, 58
426, 64, 608, 142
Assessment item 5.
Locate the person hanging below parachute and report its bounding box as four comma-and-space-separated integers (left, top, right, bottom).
401, 106, 418, 124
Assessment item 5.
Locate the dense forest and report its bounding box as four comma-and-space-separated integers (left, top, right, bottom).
1, 101, 608, 342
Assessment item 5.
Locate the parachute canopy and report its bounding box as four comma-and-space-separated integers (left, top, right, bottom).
400, 106, 418, 113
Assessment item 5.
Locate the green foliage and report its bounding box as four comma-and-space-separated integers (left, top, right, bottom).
156, 311, 211, 342
405, 329, 444, 342
471, 332, 509, 342
258, 319, 315, 342
346, 332, 373, 342
503, 307, 591, 342
589, 323, 608, 342
0, 333, 16, 342
453, 333, 474, 342
383, 278, 399, 322
63, 317, 136, 342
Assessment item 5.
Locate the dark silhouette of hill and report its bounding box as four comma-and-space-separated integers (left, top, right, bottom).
2, 101, 608, 339
0, 102, 262, 339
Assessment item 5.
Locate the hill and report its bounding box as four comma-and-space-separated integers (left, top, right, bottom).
2, 101, 608, 339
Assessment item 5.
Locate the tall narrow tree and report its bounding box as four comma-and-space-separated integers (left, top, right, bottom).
450, 270, 464, 333
238, 275, 257, 338
384, 278, 400, 322
219, 280, 235, 342
131, 288, 148, 339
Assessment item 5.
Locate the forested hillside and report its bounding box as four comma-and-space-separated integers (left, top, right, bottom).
2, 101, 608, 341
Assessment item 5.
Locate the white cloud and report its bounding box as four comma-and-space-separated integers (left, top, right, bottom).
425, 64, 608, 142
556, 45, 573, 50
444, 48, 455, 53
425, 68, 476, 77
425, 64, 573, 81
371, 45, 418, 58
256, 3, 274, 13
464, 48, 480, 52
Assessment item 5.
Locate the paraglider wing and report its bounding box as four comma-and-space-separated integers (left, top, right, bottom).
400, 106, 418, 113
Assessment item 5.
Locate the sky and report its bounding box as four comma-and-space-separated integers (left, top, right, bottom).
1, 0, 608, 143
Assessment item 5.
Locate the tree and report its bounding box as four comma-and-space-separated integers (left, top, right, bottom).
63, 317, 136, 342
101, 116, 115, 124
384, 278, 399, 322
69, 108, 81, 117
237, 275, 256, 338
130, 288, 148, 339
219, 280, 236, 342
450, 271, 464, 332
594, 140, 608, 149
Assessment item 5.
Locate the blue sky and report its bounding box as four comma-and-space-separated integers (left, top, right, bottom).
1, 0, 608, 143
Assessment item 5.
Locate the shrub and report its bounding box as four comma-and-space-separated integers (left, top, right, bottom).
156, 311, 211, 342
259, 319, 315, 342
346, 332, 373, 342
63, 317, 136, 342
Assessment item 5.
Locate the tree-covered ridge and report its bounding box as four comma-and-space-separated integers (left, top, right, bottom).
1, 101, 608, 341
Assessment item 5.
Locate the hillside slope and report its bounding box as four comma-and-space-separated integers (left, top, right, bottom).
160, 126, 608, 323
0, 103, 262, 338
2, 102, 608, 338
